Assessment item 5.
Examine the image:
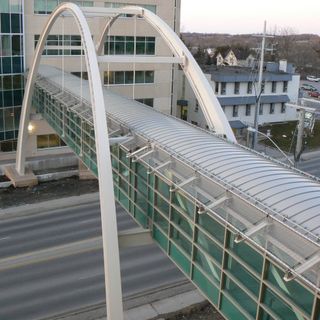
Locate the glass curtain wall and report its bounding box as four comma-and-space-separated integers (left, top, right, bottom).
0, 0, 24, 152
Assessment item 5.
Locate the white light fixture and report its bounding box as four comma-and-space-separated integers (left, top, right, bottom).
28, 123, 34, 133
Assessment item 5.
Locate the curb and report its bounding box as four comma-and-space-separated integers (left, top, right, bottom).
0, 192, 100, 220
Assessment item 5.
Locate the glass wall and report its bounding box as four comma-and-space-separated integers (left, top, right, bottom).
34, 0, 93, 14
0, 0, 24, 151
34, 34, 84, 56
33, 80, 320, 320
104, 36, 155, 55
104, 70, 154, 85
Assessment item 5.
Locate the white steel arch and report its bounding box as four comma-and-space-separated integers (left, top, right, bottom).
94, 6, 236, 143
15, 3, 124, 320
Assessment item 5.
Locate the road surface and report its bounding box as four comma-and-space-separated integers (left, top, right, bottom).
0, 202, 185, 320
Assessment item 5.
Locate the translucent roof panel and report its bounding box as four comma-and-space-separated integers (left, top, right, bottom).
38, 65, 320, 244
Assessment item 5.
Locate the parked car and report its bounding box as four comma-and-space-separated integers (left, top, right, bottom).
301, 84, 318, 91
309, 91, 320, 98
307, 75, 320, 82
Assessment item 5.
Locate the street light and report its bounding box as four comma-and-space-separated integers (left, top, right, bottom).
247, 127, 295, 167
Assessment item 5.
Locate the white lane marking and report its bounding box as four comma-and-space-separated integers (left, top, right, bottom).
0, 237, 10, 241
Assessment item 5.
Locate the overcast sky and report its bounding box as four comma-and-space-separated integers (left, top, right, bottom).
180, 0, 320, 35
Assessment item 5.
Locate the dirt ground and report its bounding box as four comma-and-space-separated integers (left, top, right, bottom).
0, 176, 99, 209
167, 304, 224, 320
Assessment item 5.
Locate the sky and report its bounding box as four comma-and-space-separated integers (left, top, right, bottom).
180, 0, 320, 35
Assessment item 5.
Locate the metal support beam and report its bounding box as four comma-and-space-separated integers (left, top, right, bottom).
132, 149, 154, 162
118, 228, 153, 248
235, 220, 269, 243
98, 55, 183, 65
170, 175, 197, 192
109, 136, 133, 146
198, 194, 231, 214
147, 160, 171, 175
126, 145, 149, 158
284, 253, 320, 282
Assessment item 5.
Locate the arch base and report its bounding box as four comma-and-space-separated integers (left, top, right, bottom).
4, 165, 38, 187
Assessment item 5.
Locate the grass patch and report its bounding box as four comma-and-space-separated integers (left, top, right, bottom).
259, 120, 320, 153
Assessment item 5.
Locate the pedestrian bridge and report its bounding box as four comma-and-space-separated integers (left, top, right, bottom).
11, 3, 320, 320
30, 64, 320, 320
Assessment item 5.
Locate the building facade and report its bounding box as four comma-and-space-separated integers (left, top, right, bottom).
178, 61, 300, 136
0, 0, 181, 161
0, 0, 24, 152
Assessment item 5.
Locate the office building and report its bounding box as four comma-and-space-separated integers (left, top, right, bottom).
0, 0, 181, 161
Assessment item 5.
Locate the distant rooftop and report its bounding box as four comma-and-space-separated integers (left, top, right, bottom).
202, 61, 296, 82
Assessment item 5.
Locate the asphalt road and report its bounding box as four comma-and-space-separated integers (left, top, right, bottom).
0, 202, 185, 320
296, 156, 320, 177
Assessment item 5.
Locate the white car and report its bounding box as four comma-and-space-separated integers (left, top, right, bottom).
306, 75, 320, 82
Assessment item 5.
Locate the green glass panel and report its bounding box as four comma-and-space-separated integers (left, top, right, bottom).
229, 232, 263, 274
170, 226, 192, 256
119, 147, 129, 165
263, 288, 304, 320
119, 162, 129, 180
266, 263, 313, 315
225, 253, 260, 297
223, 276, 257, 318
194, 248, 220, 284
119, 176, 128, 195
169, 242, 190, 275
220, 295, 247, 320
153, 225, 168, 251
172, 192, 194, 219
135, 191, 148, 212
136, 162, 147, 181
259, 309, 276, 320
195, 229, 223, 264
111, 156, 118, 170
136, 177, 147, 197
197, 213, 224, 243
192, 266, 219, 306
171, 207, 193, 236
119, 190, 129, 211
155, 193, 169, 216
134, 206, 147, 228
154, 209, 168, 232
155, 176, 170, 199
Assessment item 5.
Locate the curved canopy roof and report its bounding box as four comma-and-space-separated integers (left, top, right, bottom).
38, 65, 320, 244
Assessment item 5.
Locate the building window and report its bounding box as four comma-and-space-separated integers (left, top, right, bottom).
270, 103, 275, 114
104, 36, 155, 55
283, 81, 288, 92
215, 82, 219, 94
0, 139, 17, 152
195, 99, 199, 112
247, 82, 252, 94
221, 82, 226, 95
261, 80, 265, 93
34, 0, 93, 14
259, 104, 263, 115
135, 98, 153, 107
281, 103, 286, 113
232, 105, 238, 117
234, 82, 240, 94
34, 34, 84, 56
37, 134, 66, 149
104, 70, 154, 85
245, 104, 251, 116
104, 2, 156, 15
272, 81, 277, 93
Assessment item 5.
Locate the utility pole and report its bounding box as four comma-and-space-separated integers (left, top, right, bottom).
252, 21, 267, 150
295, 108, 305, 162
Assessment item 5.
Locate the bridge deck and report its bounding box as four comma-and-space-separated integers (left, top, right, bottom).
33, 65, 320, 320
